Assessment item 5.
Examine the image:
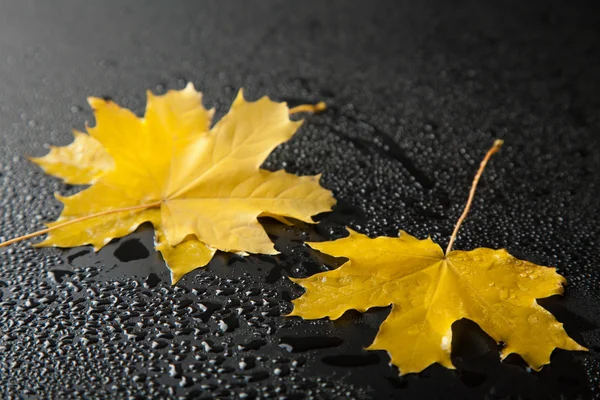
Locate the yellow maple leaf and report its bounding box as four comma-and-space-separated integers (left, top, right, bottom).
289, 140, 586, 375
7, 83, 335, 283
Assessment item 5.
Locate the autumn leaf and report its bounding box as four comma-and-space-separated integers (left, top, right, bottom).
289, 140, 586, 375
3, 83, 335, 283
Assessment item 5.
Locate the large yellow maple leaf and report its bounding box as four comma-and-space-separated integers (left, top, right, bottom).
26, 84, 335, 282
289, 141, 586, 375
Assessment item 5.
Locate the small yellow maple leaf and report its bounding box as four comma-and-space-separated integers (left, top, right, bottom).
18, 83, 335, 283
289, 140, 586, 375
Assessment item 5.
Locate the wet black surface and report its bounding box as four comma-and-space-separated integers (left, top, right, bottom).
1, 1, 599, 399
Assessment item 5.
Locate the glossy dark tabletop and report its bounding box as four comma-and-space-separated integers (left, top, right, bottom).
0, 1, 599, 398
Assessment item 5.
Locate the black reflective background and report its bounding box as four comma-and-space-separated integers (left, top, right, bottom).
1, 1, 599, 399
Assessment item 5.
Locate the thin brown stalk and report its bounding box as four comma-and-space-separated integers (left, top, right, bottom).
0, 201, 161, 248
288, 102, 326, 115
445, 140, 504, 255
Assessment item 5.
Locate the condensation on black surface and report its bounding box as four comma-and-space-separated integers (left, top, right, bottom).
1, 1, 599, 399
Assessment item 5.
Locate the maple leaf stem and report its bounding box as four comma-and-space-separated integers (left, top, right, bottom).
0, 201, 162, 248
288, 102, 327, 115
445, 139, 504, 256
